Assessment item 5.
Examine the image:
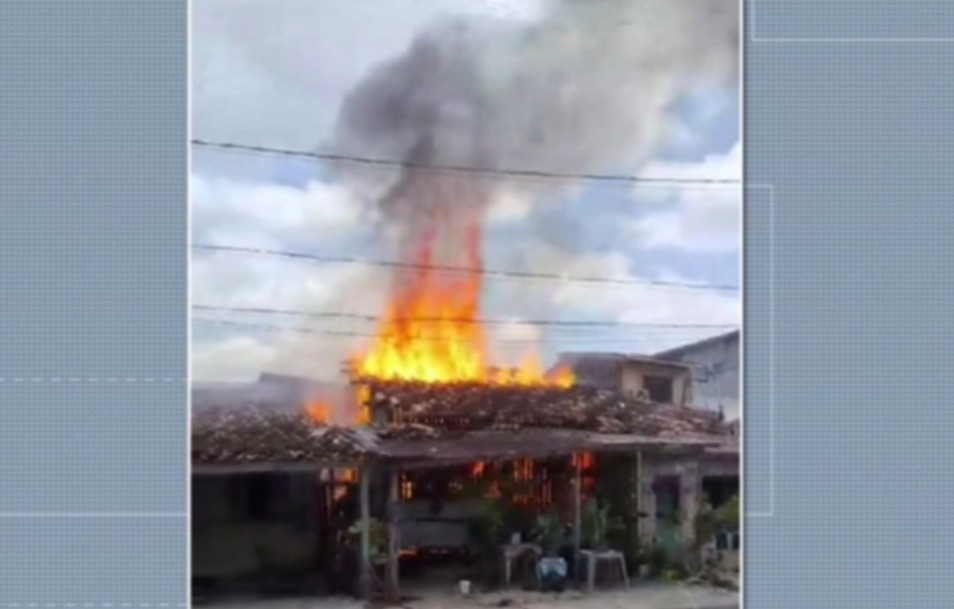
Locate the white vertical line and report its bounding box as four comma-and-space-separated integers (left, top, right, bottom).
767, 184, 776, 517
737, 4, 747, 605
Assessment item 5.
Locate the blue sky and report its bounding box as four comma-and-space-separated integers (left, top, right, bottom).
190, 0, 741, 381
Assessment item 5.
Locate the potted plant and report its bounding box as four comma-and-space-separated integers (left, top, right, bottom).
466, 500, 507, 585
532, 513, 569, 592
582, 499, 624, 552
627, 543, 651, 578
531, 512, 566, 557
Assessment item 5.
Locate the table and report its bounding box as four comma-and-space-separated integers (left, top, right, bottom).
580, 549, 629, 593
501, 543, 542, 588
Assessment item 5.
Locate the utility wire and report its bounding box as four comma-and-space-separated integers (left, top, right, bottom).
192, 317, 733, 344
193, 244, 740, 292
192, 304, 738, 330
191, 139, 742, 187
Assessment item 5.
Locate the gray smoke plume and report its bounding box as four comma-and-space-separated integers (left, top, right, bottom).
331, 0, 739, 254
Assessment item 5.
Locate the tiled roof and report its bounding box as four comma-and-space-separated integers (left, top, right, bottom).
368, 380, 730, 438
192, 381, 734, 467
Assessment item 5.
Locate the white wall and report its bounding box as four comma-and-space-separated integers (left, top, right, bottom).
660, 334, 739, 418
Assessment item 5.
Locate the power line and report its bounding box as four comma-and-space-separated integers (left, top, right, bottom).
192, 317, 730, 344
193, 244, 740, 292
192, 304, 738, 330
191, 139, 742, 187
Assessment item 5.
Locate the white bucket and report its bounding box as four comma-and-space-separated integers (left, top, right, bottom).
459, 580, 472, 596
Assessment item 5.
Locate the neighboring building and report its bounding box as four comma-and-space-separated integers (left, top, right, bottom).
192, 368, 739, 598
655, 330, 740, 419
192, 374, 352, 594
553, 352, 694, 407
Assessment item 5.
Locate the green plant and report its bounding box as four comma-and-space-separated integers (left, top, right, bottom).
467, 500, 507, 559
687, 495, 740, 576
694, 496, 740, 548
347, 517, 389, 561
531, 512, 566, 555
720, 496, 740, 529
582, 499, 624, 551
694, 502, 719, 550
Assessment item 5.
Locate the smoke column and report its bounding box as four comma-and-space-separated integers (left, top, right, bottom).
330, 0, 738, 372
332, 0, 738, 249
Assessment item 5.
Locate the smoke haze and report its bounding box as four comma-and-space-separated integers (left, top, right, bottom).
332, 0, 739, 243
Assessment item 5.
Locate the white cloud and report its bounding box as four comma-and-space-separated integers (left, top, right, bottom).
483, 239, 740, 355
191, 171, 387, 382
191, 0, 544, 181
191, 207, 740, 381
191, 253, 387, 382
529, 244, 738, 325
485, 188, 534, 225
192, 174, 365, 246
192, 335, 280, 382
190, 0, 740, 381
630, 143, 741, 252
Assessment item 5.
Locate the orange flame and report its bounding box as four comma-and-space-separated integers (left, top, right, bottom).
355, 386, 372, 426
572, 453, 595, 471
353, 218, 575, 388
306, 395, 370, 426
304, 400, 330, 424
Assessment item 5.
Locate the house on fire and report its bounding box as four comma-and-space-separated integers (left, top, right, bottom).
191, 355, 738, 600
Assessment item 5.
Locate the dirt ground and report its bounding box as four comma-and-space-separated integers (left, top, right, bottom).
203, 583, 739, 609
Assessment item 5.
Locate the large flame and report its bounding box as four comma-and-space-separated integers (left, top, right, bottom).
353, 218, 573, 387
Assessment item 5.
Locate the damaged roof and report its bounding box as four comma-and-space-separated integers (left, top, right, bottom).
192, 406, 369, 465
192, 380, 734, 468
366, 380, 728, 437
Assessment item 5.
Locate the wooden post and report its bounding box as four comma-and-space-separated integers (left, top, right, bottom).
573, 454, 582, 583
359, 463, 372, 600
635, 451, 643, 544
386, 467, 400, 602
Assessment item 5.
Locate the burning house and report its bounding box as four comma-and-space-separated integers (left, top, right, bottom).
191, 365, 738, 600
191, 0, 740, 600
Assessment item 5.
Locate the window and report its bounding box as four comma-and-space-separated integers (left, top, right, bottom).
653, 476, 681, 520
714, 531, 740, 551
702, 475, 739, 509
643, 375, 674, 403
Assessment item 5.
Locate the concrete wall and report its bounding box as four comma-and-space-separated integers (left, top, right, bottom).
394, 499, 483, 549
619, 362, 691, 407
637, 454, 739, 548
192, 473, 318, 580
658, 333, 739, 418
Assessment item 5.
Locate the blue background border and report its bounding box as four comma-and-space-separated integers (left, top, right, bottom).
745, 1, 954, 607
4, 0, 954, 606
1, 1, 187, 604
